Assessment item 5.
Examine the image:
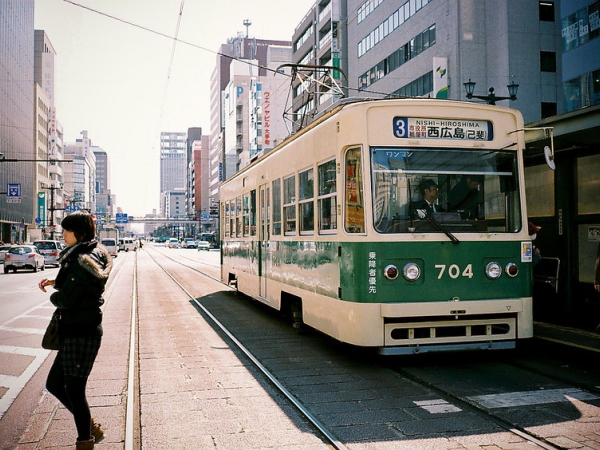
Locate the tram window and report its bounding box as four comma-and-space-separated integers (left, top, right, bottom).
371, 147, 521, 233
284, 175, 297, 235
300, 168, 314, 233
318, 159, 337, 233
272, 179, 282, 235
236, 197, 242, 237
243, 194, 250, 236
224, 202, 230, 238
345, 148, 365, 233
250, 190, 257, 236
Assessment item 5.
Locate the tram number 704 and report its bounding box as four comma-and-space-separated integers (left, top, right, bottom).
435, 264, 474, 279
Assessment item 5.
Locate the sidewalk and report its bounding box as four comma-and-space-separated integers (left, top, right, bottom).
533, 321, 600, 353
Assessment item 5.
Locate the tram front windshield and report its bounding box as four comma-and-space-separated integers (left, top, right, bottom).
371, 147, 521, 233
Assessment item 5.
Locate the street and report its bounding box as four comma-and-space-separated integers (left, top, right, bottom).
1, 244, 599, 450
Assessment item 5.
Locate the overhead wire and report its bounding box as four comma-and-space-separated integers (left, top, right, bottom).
157, 0, 186, 127
61, 0, 395, 98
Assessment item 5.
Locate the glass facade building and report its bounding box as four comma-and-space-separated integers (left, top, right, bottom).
0, 0, 35, 242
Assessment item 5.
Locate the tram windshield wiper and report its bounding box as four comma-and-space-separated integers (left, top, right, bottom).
425, 216, 460, 244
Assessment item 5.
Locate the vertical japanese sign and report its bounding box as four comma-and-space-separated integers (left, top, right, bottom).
368, 252, 377, 294
38, 192, 46, 225
433, 56, 448, 99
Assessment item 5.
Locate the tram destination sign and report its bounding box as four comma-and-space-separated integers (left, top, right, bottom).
393, 117, 493, 141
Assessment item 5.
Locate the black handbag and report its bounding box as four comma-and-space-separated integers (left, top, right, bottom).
42, 310, 61, 350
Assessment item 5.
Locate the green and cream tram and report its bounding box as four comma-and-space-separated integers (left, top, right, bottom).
220, 98, 533, 354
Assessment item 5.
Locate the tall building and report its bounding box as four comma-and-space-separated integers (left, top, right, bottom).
560, 0, 600, 112
248, 45, 293, 162
33, 30, 65, 240
208, 35, 291, 211
0, 0, 35, 243
291, 0, 347, 130
93, 149, 115, 223
160, 131, 186, 217
186, 127, 202, 220
63, 131, 97, 213
343, 0, 561, 124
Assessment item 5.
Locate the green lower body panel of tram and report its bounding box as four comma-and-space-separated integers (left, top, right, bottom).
221, 239, 533, 352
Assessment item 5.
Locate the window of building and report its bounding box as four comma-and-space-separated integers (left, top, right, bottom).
541, 102, 557, 119
283, 175, 296, 235
540, 51, 556, 72
299, 168, 314, 233
539, 1, 555, 21
577, 154, 600, 214
318, 159, 337, 233
525, 165, 555, 217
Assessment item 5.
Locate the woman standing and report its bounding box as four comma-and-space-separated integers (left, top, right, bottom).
38, 211, 113, 450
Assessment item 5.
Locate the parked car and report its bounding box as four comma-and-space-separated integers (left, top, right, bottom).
197, 241, 211, 251
100, 238, 118, 257
4, 245, 45, 273
0, 244, 14, 264
33, 240, 63, 267
182, 239, 197, 249
166, 238, 180, 248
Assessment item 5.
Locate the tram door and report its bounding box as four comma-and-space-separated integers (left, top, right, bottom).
259, 184, 270, 298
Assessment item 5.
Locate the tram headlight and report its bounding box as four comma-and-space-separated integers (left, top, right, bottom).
485, 262, 502, 279
402, 263, 421, 281
383, 264, 399, 280
505, 262, 519, 277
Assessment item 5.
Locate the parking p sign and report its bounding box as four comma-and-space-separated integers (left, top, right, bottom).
7, 183, 21, 203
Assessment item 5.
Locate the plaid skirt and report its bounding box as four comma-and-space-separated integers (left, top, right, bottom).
57, 336, 102, 378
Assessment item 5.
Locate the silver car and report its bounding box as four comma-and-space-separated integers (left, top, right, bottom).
33, 240, 63, 267
4, 245, 45, 273
0, 244, 13, 264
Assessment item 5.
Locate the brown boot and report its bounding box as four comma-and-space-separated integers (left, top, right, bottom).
90, 417, 104, 442
75, 438, 94, 450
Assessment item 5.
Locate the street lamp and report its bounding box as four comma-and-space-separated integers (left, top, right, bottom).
463, 79, 519, 105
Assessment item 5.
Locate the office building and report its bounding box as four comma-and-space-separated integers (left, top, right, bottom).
0, 0, 35, 243
291, 0, 348, 130
160, 131, 186, 217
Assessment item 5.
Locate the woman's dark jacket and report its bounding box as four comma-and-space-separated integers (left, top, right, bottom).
51, 241, 112, 337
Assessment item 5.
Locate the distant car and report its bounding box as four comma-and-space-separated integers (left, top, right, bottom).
33, 240, 63, 267
4, 245, 45, 273
100, 238, 118, 257
1, 244, 14, 264
197, 241, 210, 251
182, 239, 197, 249
166, 238, 180, 248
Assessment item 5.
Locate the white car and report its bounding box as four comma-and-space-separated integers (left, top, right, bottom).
197, 241, 211, 251
100, 238, 118, 257
166, 238, 180, 248
4, 245, 45, 273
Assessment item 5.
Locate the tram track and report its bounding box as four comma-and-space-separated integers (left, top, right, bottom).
389, 365, 560, 450
137, 246, 599, 450
142, 246, 347, 450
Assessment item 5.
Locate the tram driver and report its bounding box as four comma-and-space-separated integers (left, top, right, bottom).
412, 179, 441, 219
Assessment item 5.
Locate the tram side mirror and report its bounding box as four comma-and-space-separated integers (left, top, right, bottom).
544, 146, 556, 171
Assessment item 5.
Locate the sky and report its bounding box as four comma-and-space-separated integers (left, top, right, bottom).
34, 0, 316, 217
